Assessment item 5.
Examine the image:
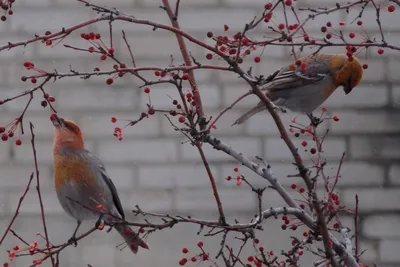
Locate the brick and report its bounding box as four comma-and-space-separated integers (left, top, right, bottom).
82, 245, 116, 267
176, 188, 256, 213
330, 111, 400, 134
13, 0, 53, 6
350, 136, 400, 160
140, 0, 216, 6
392, 86, 400, 107
323, 84, 388, 109
11, 9, 91, 32
140, 83, 221, 110
57, 86, 138, 111
325, 162, 384, 187
101, 165, 135, 191
364, 215, 400, 238
119, 33, 204, 59
343, 188, 400, 212
98, 139, 178, 163
0, 163, 52, 190
8, 191, 64, 215
13, 139, 95, 163
264, 137, 346, 161
247, 112, 328, 136
0, 139, 10, 163
380, 240, 400, 262
128, 189, 173, 212
389, 58, 400, 82
349, 136, 372, 159
389, 164, 400, 185
78, 112, 160, 138
138, 164, 218, 188
181, 137, 262, 161
178, 9, 257, 32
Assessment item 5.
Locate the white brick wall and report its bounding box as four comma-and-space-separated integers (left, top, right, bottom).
0, 0, 399, 266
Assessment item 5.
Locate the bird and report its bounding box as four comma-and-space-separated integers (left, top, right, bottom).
232, 53, 363, 125
50, 114, 149, 254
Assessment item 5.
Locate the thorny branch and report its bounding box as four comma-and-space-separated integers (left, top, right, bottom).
0, 0, 387, 266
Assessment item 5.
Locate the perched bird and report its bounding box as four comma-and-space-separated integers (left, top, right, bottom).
51, 114, 149, 254
232, 53, 363, 125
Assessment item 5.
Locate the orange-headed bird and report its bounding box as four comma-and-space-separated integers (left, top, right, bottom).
51, 114, 148, 254
233, 54, 363, 125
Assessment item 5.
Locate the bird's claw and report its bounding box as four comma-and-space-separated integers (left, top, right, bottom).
272, 105, 287, 113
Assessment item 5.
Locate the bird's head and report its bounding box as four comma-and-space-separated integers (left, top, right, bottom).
334, 54, 363, 95
50, 114, 84, 152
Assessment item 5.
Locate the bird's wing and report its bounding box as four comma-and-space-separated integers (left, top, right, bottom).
263, 60, 334, 100
84, 150, 125, 220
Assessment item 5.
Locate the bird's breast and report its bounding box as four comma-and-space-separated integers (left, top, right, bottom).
53, 154, 97, 192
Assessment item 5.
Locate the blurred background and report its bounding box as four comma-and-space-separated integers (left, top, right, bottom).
0, 0, 399, 266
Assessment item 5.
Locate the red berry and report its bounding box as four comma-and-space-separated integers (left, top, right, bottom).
191, 257, 197, 262
4, 263, 9, 267
378, 48, 384, 55
299, 188, 305, 193
1, 16, 6, 21
182, 73, 189, 80
326, 22, 332, 27
178, 116, 185, 123
31, 78, 37, 83
265, 3, 272, 9
290, 184, 296, 189
202, 254, 209, 260
357, 20, 363, 26
278, 24, 285, 30
106, 78, 113, 85
326, 33, 332, 39
388, 4, 395, 12
178, 258, 187, 266
172, 100, 178, 105
100, 54, 107, 60
321, 26, 327, 33
281, 224, 287, 230
282, 215, 287, 221
197, 241, 203, 247
247, 256, 254, 262
234, 167, 238, 172
207, 32, 213, 38
310, 148, 317, 154
48, 96, 55, 102
1, 134, 8, 141
108, 47, 114, 55
144, 87, 150, 94
362, 64, 368, 69
284, 0, 291, 6
0, 127, 5, 133
254, 57, 261, 63
21, 76, 27, 82
303, 232, 308, 237
333, 115, 339, 121
15, 139, 21, 146
301, 141, 307, 147
224, 24, 229, 31
182, 248, 189, 254
111, 117, 117, 123
349, 32, 355, 38
148, 107, 155, 115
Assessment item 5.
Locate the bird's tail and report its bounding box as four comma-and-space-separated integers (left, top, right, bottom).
232, 102, 266, 126
114, 223, 149, 254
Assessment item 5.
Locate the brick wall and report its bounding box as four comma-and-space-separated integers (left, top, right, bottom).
0, 0, 399, 266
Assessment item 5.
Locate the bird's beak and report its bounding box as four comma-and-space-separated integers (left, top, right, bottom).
50, 114, 64, 128
343, 78, 353, 95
